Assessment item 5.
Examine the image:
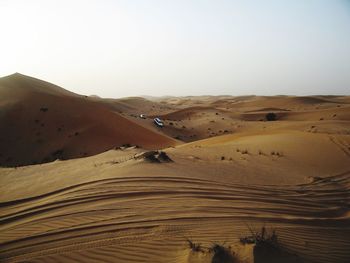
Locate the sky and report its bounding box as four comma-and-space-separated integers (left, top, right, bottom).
0, 0, 349, 98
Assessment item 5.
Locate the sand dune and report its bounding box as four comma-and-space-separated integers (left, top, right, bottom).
0, 74, 177, 166
1, 74, 350, 262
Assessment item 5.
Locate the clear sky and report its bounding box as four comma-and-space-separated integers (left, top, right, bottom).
0, 0, 349, 98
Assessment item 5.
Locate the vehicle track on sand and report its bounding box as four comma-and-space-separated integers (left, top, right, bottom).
1, 173, 349, 262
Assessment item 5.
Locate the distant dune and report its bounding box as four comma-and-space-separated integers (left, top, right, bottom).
0, 74, 350, 263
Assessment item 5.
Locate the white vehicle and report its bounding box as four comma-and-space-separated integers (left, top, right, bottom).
154, 117, 164, 127
140, 114, 146, 119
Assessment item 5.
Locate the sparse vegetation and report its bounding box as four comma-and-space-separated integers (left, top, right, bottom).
185, 239, 237, 262
186, 238, 204, 253
134, 150, 173, 163
240, 225, 300, 263
271, 151, 283, 157
158, 151, 173, 162
210, 243, 237, 263
240, 225, 277, 246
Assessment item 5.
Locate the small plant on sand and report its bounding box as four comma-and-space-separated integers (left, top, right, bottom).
241, 149, 249, 154
240, 225, 300, 262
186, 238, 204, 253
210, 243, 237, 263
271, 151, 283, 157
239, 225, 277, 246
276, 151, 283, 157
258, 150, 263, 155
158, 151, 173, 162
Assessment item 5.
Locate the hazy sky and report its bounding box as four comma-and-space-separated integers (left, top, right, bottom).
0, 0, 349, 98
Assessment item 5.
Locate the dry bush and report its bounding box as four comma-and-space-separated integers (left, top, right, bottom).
186, 238, 204, 253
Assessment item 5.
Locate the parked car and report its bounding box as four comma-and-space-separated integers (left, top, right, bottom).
139, 114, 146, 119
154, 117, 164, 127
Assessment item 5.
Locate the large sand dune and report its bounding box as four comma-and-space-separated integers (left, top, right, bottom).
0, 74, 350, 262
0, 74, 177, 166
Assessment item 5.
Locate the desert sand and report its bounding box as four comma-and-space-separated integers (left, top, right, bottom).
0, 73, 350, 263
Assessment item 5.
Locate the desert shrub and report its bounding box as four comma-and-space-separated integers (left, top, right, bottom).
240, 226, 277, 246
186, 239, 204, 253
143, 154, 160, 163
265, 112, 277, 121
241, 149, 248, 154
221, 156, 225, 160
158, 151, 173, 162
210, 244, 237, 263
134, 151, 173, 163
240, 226, 300, 263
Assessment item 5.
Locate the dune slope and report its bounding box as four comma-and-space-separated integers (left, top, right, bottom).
0, 74, 177, 166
